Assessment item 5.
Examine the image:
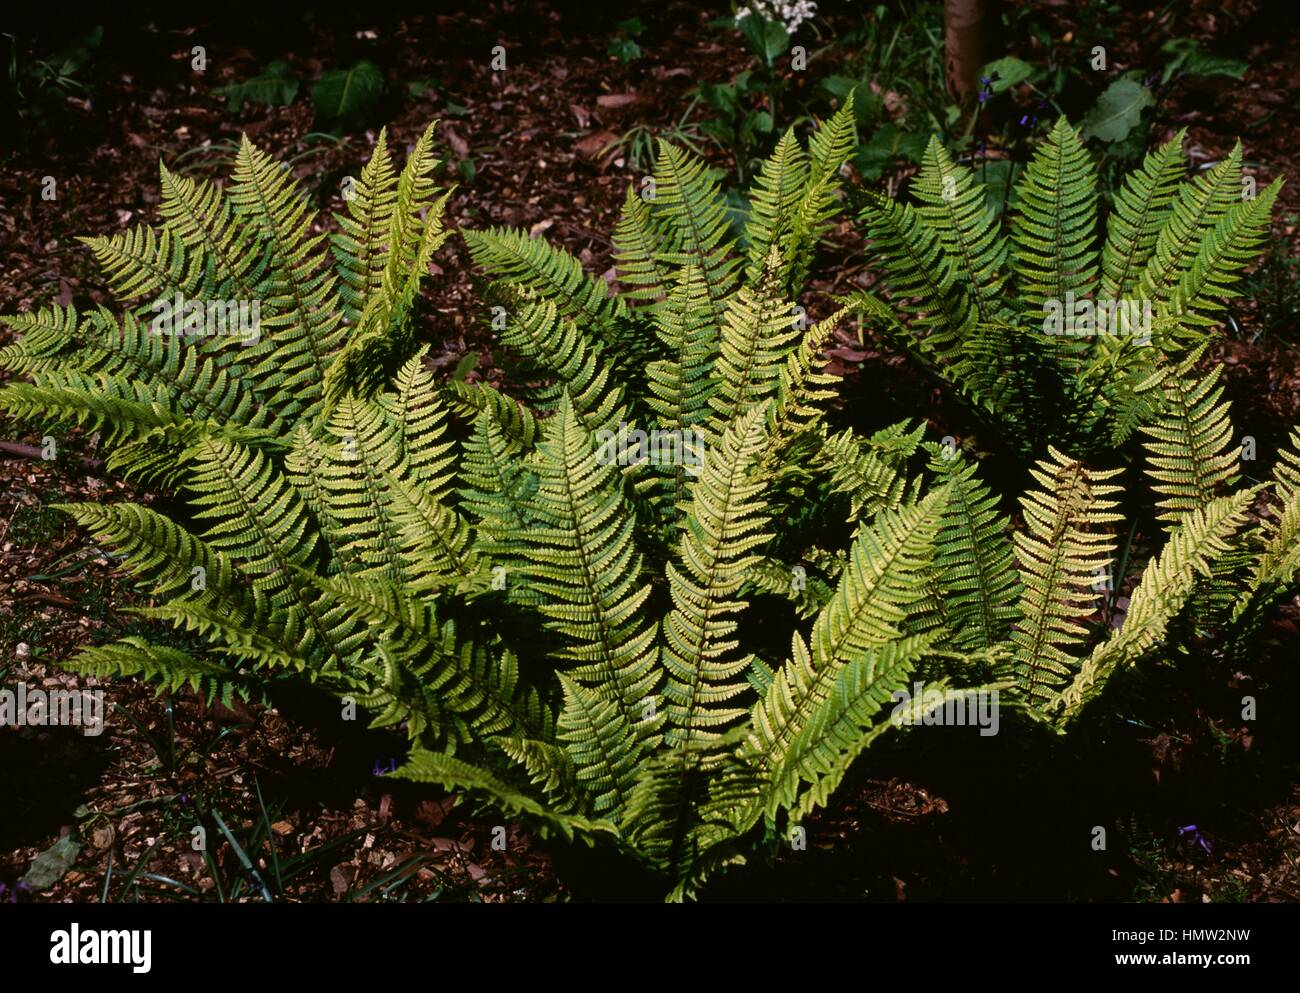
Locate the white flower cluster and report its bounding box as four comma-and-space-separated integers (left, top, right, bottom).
735, 1, 819, 33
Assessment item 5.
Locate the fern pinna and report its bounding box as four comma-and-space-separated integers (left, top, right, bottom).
3, 111, 1299, 899
857, 120, 1282, 458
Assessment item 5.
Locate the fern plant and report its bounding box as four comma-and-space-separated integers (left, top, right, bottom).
853, 119, 1300, 725
0, 108, 994, 898
930, 366, 1300, 727
3, 110, 1297, 900
856, 120, 1282, 458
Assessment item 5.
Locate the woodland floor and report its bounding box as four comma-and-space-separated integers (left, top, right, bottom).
2, 0, 1299, 902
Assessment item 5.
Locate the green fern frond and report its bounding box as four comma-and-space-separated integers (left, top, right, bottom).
458, 409, 539, 546
913, 137, 1008, 323
157, 162, 265, 306
135, 599, 342, 679
79, 226, 192, 307
56, 501, 245, 608
815, 423, 918, 522
310, 574, 547, 744
784, 96, 857, 292
331, 127, 399, 324
229, 133, 345, 423
393, 748, 618, 843
1099, 130, 1187, 300
857, 194, 972, 336
767, 306, 846, 445
807, 488, 948, 659
284, 426, 348, 571
59, 638, 255, 708
522, 395, 660, 723
1010, 117, 1099, 326
1274, 428, 1300, 497
1227, 430, 1300, 643
743, 127, 810, 284
1140, 142, 1241, 303
1010, 446, 1123, 709
662, 406, 774, 746
612, 183, 672, 306
653, 141, 740, 332
70, 308, 281, 433
182, 435, 355, 671
619, 732, 755, 891
744, 556, 834, 618
556, 673, 645, 817
495, 295, 626, 434
0, 303, 80, 374
767, 634, 936, 822
1162, 177, 1283, 324
1052, 490, 1257, 723
381, 122, 444, 288
923, 445, 1020, 649
1137, 346, 1239, 527
444, 379, 539, 451
0, 376, 279, 454
318, 396, 410, 580
705, 250, 800, 431
384, 472, 485, 594
646, 264, 718, 431
378, 350, 458, 498
464, 226, 627, 331
495, 736, 583, 813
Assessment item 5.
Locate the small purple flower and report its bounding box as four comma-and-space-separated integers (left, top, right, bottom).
977, 74, 997, 104
1178, 824, 1212, 853
0, 881, 31, 903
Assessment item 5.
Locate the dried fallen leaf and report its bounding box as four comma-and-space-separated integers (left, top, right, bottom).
575, 130, 618, 159
443, 127, 470, 158
416, 798, 456, 830
329, 865, 352, 896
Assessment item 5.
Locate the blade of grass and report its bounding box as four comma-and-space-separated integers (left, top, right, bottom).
253, 775, 282, 894
112, 704, 167, 770
116, 835, 165, 902
137, 871, 201, 897
345, 854, 434, 903
278, 827, 368, 882
211, 809, 274, 903
163, 697, 176, 774
100, 846, 114, 903
200, 845, 226, 903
